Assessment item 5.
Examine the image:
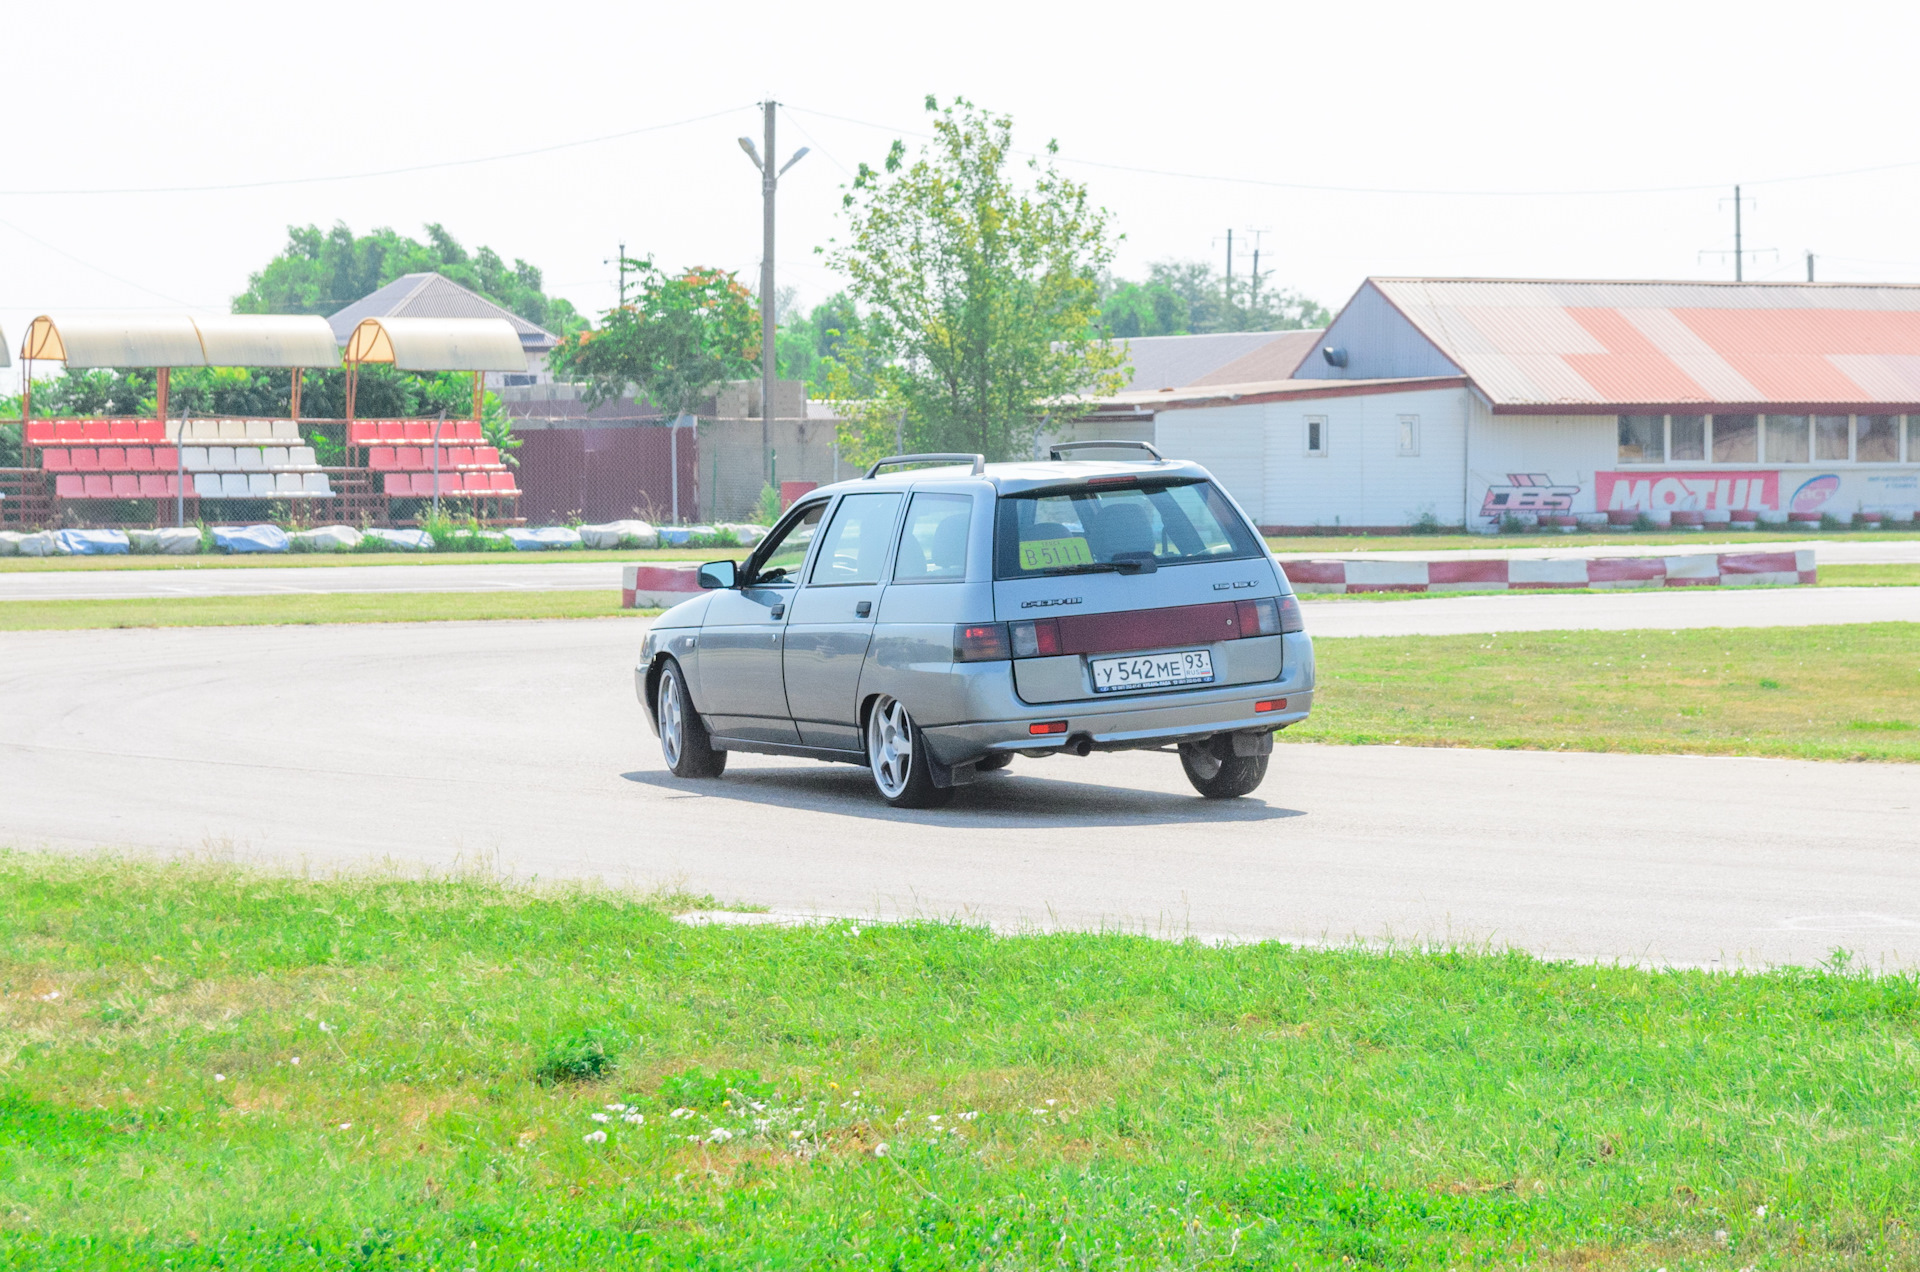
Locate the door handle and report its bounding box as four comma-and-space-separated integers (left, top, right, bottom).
856, 600, 872, 617
770, 603, 785, 619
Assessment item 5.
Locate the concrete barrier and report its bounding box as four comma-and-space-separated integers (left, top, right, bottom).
622, 563, 705, 609
1283, 550, 1815, 594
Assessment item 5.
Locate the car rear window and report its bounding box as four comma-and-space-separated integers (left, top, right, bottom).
993, 479, 1262, 579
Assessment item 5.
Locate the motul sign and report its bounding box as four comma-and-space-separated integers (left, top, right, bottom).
1596, 470, 1781, 513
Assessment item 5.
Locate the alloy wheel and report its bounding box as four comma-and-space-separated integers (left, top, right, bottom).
867, 696, 914, 799
659, 666, 686, 768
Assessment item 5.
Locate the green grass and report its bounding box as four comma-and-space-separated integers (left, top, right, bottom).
0, 547, 720, 572
2, 852, 1916, 1270
1296, 623, 1920, 761
1266, 529, 1917, 553
0, 590, 660, 629
1821, 562, 1920, 587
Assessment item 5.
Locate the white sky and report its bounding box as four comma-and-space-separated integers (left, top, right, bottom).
7, 0, 1920, 394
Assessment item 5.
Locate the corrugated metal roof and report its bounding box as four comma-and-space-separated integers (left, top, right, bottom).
1094, 375, 1465, 410
327, 273, 555, 349
0, 324, 8, 368
1186, 329, 1324, 386
1113, 331, 1315, 392
1371, 278, 1920, 407
191, 315, 338, 368
342, 317, 528, 372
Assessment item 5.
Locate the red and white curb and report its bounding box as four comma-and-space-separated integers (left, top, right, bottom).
622, 564, 706, 609
1282, 550, 1816, 594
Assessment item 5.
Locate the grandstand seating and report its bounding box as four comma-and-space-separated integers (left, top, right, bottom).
349, 420, 517, 496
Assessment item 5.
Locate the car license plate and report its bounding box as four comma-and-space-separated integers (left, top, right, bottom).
1089, 649, 1215, 693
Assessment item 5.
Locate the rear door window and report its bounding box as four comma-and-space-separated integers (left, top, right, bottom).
808, 493, 904, 585
893, 493, 973, 581
994, 480, 1261, 579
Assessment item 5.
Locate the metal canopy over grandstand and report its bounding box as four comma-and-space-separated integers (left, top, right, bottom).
341, 317, 526, 373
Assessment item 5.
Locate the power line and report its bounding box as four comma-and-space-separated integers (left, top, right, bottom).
784, 103, 1920, 199
0, 212, 204, 307
0, 104, 757, 197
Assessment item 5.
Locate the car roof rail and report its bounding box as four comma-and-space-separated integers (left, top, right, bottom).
1048, 439, 1165, 461
864, 452, 987, 478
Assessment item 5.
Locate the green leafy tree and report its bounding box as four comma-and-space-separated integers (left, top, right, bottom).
548, 259, 758, 420
775, 291, 872, 397
1099, 279, 1190, 338
233, 222, 584, 335
1104, 260, 1327, 336
827, 97, 1126, 463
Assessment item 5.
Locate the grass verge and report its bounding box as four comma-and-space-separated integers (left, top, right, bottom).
1296, 622, 1920, 761
1266, 529, 1916, 553
0, 590, 659, 630
0, 548, 718, 572
2, 852, 1915, 1269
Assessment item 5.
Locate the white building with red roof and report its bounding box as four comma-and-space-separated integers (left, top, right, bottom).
1079, 279, 1920, 531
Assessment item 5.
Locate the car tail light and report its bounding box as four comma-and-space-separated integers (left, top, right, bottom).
953, 622, 1011, 662
1255, 698, 1288, 713
1235, 597, 1282, 637
1278, 594, 1304, 633
1029, 720, 1068, 735
1008, 618, 1064, 658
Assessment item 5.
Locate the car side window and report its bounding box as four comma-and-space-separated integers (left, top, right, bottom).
892, 492, 973, 581
808, 493, 904, 585
750, 503, 825, 584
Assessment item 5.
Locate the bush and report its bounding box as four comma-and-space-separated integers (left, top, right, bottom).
533, 1030, 620, 1085
1819, 512, 1846, 531
1631, 512, 1656, 532
749, 484, 782, 526
1498, 514, 1529, 535
1409, 511, 1444, 536
686, 529, 741, 550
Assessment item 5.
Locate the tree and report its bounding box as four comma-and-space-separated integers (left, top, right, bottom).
827, 97, 1126, 463
233, 222, 584, 335
548, 259, 758, 420
775, 291, 873, 397
1099, 260, 1328, 336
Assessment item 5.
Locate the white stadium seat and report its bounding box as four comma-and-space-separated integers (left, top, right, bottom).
303, 473, 332, 495
220, 474, 250, 496
244, 420, 272, 440
290, 446, 317, 467
208, 446, 235, 469
271, 420, 301, 440
262, 447, 288, 469
181, 447, 210, 471
194, 473, 225, 498
247, 474, 274, 495
275, 473, 303, 492
217, 420, 247, 440
234, 448, 265, 472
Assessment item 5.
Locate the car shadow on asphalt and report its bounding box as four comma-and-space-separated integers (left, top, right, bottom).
620, 764, 1305, 828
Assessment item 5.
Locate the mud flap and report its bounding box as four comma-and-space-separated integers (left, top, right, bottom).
1231, 729, 1274, 758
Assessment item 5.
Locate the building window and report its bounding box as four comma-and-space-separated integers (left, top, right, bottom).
1396, 415, 1420, 457
1856, 415, 1899, 462
1814, 414, 1849, 461
1304, 415, 1328, 457
1669, 414, 1706, 462
1617, 414, 1664, 463
1713, 413, 1759, 462
1764, 414, 1810, 463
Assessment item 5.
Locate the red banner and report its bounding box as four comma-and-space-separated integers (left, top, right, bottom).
1596, 470, 1780, 513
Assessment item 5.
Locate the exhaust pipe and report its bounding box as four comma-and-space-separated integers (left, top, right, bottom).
1065, 733, 1094, 757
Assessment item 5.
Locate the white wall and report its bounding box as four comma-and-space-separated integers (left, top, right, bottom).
1155, 386, 1472, 528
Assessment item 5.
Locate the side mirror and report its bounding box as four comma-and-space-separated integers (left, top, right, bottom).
697, 559, 738, 590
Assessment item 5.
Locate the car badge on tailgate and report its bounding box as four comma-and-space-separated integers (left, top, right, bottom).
1020, 596, 1082, 609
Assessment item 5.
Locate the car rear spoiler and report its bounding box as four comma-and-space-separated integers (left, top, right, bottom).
1047, 440, 1165, 461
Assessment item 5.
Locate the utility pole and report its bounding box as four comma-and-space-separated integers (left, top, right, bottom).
1700, 186, 1771, 281
1224, 228, 1233, 321
739, 103, 808, 488
1734, 184, 1743, 281
605, 241, 628, 306
1806, 251, 1816, 282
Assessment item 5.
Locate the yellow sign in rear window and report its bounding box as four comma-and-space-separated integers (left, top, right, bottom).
1018, 537, 1094, 571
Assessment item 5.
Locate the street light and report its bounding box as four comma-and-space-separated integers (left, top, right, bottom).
737, 101, 809, 492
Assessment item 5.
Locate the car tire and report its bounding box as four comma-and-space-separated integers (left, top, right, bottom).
976, 752, 1013, 772
1179, 735, 1267, 799
866, 695, 952, 809
657, 659, 727, 779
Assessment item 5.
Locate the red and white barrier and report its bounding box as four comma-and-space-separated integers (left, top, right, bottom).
1283, 550, 1815, 594
622, 563, 705, 609
624, 551, 1818, 607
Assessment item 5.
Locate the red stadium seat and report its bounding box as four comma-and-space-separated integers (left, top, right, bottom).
98, 447, 127, 470
473, 446, 500, 466
83, 475, 112, 497
487, 472, 517, 492
449, 447, 475, 468
108, 420, 138, 441
81, 420, 109, 441
384, 473, 415, 495
24, 421, 54, 446
395, 446, 424, 469
377, 421, 405, 440
153, 447, 178, 470
41, 448, 72, 472
403, 421, 432, 440
111, 474, 140, 496
70, 448, 101, 472
346, 422, 376, 446
437, 473, 462, 494
138, 475, 170, 497
455, 420, 483, 441
126, 447, 154, 471
55, 475, 84, 498
142, 419, 168, 442
55, 420, 84, 441
368, 446, 396, 470
461, 472, 492, 492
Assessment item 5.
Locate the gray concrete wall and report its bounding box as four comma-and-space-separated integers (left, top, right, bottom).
696, 416, 858, 521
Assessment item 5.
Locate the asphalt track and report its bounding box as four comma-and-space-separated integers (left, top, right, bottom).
3, 619, 1915, 969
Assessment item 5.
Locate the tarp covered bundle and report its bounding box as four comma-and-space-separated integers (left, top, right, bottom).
213, 524, 290, 554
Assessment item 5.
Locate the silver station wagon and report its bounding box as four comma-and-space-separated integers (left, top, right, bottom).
637, 443, 1314, 808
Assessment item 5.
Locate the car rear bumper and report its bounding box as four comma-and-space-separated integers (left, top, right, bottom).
916, 631, 1315, 765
